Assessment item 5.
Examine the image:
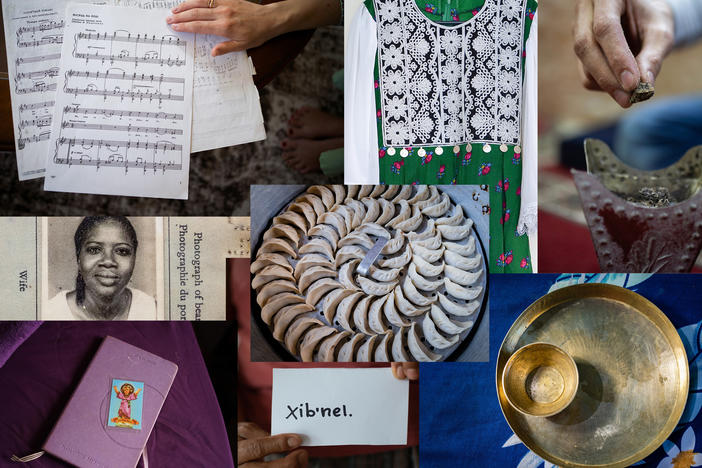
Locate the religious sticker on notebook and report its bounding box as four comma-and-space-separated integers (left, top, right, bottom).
108, 379, 144, 430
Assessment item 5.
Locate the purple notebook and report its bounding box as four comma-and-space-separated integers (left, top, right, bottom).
43, 336, 178, 468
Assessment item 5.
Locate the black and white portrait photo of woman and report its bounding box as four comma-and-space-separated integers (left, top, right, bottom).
44, 216, 160, 320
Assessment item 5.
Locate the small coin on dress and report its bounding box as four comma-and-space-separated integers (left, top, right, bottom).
483, 144, 491, 153
435, 147, 444, 155
418, 148, 426, 157
500, 143, 508, 152
466, 143, 473, 152
400, 148, 409, 158
453, 145, 460, 154
514, 145, 522, 153
388, 147, 396, 156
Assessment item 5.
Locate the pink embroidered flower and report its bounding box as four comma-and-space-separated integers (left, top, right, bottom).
462, 152, 472, 166
505, 251, 513, 264
436, 164, 446, 179
520, 257, 530, 269
503, 178, 510, 191
379, 148, 386, 158
479, 162, 491, 175
374, 80, 379, 89
516, 186, 521, 196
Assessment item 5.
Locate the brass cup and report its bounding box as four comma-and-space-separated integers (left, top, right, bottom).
502, 342, 579, 417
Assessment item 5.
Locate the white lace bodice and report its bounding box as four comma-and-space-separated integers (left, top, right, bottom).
374, 0, 528, 148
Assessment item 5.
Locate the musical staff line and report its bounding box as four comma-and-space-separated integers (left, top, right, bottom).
77, 32, 183, 46
62, 106, 184, 120
16, 83, 57, 95
66, 70, 185, 84
15, 54, 61, 67
19, 117, 52, 130
74, 52, 186, 67
57, 137, 182, 151
18, 132, 51, 150
17, 36, 62, 48
16, 67, 60, 81
61, 122, 183, 135
64, 86, 184, 102
16, 20, 64, 36
19, 101, 55, 112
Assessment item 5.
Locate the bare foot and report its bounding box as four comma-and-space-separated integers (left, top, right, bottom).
281, 137, 344, 174
287, 107, 343, 139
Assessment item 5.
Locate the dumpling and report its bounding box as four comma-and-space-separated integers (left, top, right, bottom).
378, 244, 412, 269
407, 322, 442, 362
261, 292, 306, 325
374, 331, 394, 362
338, 232, 375, 250
273, 211, 308, 234
412, 243, 445, 263
381, 185, 400, 200
390, 185, 412, 203
300, 326, 337, 362
263, 223, 301, 247
437, 221, 473, 241
376, 198, 395, 225
307, 185, 335, 210
444, 249, 481, 270
294, 193, 325, 218
395, 284, 430, 316
430, 304, 474, 334
356, 335, 379, 362
337, 334, 365, 362
361, 197, 380, 224
289, 202, 317, 229
357, 276, 398, 296
368, 295, 391, 334
285, 317, 323, 355
401, 275, 435, 307
257, 280, 298, 307
318, 211, 348, 237
335, 245, 366, 268
436, 205, 464, 226
299, 238, 334, 260
421, 313, 459, 349
251, 252, 293, 274
352, 296, 375, 335
444, 265, 482, 286
437, 292, 481, 316
407, 185, 429, 204
251, 265, 295, 290
338, 259, 361, 291
383, 291, 412, 327
369, 265, 402, 282
331, 204, 354, 233
259, 238, 297, 258
407, 263, 443, 291
444, 236, 477, 257
421, 192, 451, 217
308, 223, 340, 250
335, 291, 364, 331
395, 206, 422, 232
305, 278, 342, 306
294, 254, 334, 280
381, 229, 405, 255
317, 330, 351, 362
329, 185, 346, 206
358, 222, 391, 239
391, 327, 412, 361
412, 254, 444, 277
444, 278, 483, 301
386, 200, 410, 228
272, 303, 316, 341
323, 288, 356, 325
414, 186, 440, 210
298, 266, 337, 293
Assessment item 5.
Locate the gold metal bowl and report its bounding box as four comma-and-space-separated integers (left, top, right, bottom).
496, 283, 689, 468
503, 342, 579, 417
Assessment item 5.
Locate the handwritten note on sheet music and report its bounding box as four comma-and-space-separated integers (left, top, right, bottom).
1, 0, 95, 180
43, 4, 195, 199
116, 0, 266, 152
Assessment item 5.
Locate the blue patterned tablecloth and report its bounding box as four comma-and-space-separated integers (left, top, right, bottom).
420, 274, 702, 468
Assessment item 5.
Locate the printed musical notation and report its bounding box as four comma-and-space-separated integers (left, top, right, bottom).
2, 0, 72, 180
44, 3, 194, 199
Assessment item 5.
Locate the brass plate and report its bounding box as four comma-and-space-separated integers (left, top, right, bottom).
496, 283, 689, 468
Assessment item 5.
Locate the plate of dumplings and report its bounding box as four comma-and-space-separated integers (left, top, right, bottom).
250, 184, 488, 362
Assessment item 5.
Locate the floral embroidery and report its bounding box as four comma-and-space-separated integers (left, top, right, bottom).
520, 257, 530, 269
437, 164, 446, 179
512, 151, 521, 165
497, 250, 513, 267
478, 162, 491, 175
374, 0, 527, 147
462, 151, 472, 166
391, 160, 404, 175
379, 147, 386, 158
500, 208, 511, 224
421, 152, 433, 165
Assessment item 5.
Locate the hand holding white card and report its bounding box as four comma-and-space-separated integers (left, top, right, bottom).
271, 368, 409, 446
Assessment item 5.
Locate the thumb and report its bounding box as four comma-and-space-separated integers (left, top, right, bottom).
212, 40, 246, 56
635, 25, 674, 85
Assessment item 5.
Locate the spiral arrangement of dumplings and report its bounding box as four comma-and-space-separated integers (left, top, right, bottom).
251, 185, 485, 362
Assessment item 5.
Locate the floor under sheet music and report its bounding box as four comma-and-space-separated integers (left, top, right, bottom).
43, 4, 194, 199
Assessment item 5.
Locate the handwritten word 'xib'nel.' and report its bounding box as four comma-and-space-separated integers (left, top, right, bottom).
285, 403, 353, 420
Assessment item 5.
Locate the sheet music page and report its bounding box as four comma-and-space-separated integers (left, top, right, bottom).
116, 0, 266, 152
43, 4, 195, 199
1, 0, 108, 181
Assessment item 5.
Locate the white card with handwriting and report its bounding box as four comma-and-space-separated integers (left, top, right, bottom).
271, 368, 409, 446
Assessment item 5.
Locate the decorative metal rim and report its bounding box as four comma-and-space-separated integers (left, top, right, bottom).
495, 283, 690, 468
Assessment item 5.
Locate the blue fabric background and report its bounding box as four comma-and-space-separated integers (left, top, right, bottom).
420, 274, 702, 467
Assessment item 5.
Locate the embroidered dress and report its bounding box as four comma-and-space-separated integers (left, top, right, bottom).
348, 0, 537, 273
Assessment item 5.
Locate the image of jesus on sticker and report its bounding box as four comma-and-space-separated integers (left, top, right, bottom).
108, 379, 144, 430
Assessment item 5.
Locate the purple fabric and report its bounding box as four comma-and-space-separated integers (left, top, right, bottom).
0, 322, 234, 467
0, 321, 43, 368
